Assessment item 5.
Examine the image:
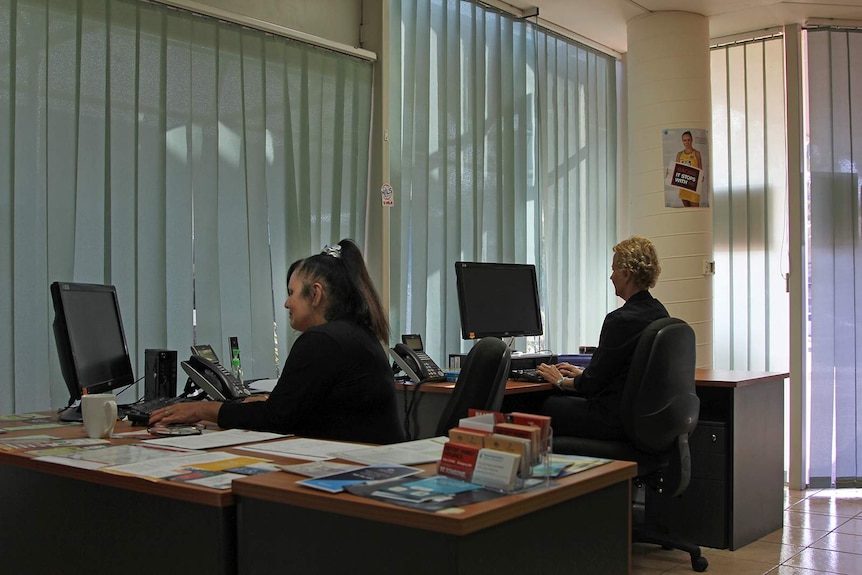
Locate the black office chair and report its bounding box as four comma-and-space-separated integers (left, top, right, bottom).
435, 337, 512, 436
553, 317, 708, 572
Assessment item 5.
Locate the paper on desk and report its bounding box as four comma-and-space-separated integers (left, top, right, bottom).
104, 451, 265, 480
248, 378, 279, 393
33, 443, 198, 470
142, 429, 287, 450
237, 437, 365, 461
331, 437, 449, 466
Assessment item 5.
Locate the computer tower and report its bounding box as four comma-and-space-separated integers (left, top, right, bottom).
144, 348, 177, 401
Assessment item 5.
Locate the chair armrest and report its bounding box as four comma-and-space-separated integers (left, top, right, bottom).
664, 433, 692, 498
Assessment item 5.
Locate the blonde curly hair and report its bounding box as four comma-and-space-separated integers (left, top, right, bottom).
613, 236, 661, 290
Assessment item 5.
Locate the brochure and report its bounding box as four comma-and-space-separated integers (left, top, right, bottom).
279, 461, 364, 478
346, 479, 505, 512
370, 475, 482, 503
296, 464, 423, 494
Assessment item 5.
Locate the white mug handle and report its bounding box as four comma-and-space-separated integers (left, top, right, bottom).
102, 400, 118, 436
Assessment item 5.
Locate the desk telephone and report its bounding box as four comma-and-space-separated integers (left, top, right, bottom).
390, 334, 446, 383
181, 344, 253, 401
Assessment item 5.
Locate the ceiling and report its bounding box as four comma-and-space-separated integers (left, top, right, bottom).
504, 0, 862, 53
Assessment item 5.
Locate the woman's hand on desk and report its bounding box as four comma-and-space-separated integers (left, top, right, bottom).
149, 401, 222, 426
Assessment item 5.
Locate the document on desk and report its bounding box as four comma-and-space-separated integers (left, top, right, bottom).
247, 378, 279, 393
237, 437, 366, 461
104, 451, 269, 482
33, 444, 198, 470
142, 429, 287, 450
330, 437, 449, 466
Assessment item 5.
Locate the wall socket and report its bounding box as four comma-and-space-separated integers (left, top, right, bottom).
702, 260, 716, 275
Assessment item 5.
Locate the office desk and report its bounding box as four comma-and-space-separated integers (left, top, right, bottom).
399, 369, 788, 550
0, 415, 237, 575
647, 369, 788, 550
397, 380, 548, 439
233, 458, 636, 575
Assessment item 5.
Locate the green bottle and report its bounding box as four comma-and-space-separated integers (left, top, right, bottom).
230, 349, 242, 381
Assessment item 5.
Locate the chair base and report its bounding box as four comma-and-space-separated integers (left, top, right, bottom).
634, 523, 708, 572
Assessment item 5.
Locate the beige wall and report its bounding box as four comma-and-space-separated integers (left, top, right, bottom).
180, 0, 362, 46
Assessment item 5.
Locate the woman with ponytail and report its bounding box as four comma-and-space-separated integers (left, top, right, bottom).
151, 239, 404, 444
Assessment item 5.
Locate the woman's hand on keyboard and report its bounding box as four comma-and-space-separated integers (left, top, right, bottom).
149, 401, 222, 426
556, 362, 583, 378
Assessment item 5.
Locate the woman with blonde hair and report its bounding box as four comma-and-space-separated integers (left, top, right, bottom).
536, 236, 668, 440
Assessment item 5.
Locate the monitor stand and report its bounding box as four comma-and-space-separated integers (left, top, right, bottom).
59, 402, 83, 422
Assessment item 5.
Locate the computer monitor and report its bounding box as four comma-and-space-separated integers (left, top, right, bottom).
454, 261, 543, 339
51, 282, 135, 420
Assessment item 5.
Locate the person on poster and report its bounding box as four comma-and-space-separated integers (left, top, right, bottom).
674, 131, 703, 207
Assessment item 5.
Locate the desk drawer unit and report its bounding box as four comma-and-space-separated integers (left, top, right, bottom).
646, 421, 729, 549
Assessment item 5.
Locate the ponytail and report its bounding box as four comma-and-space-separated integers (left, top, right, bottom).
289, 239, 389, 342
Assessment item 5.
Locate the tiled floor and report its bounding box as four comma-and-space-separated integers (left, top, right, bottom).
632, 487, 862, 574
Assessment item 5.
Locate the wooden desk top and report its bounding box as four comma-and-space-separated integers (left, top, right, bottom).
399, 369, 789, 394
0, 411, 638, 531
0, 414, 236, 508
693, 369, 789, 388
232, 458, 636, 537
398, 380, 550, 395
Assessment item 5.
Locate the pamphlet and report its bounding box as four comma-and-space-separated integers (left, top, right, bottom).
470, 448, 520, 491
279, 461, 364, 478
346, 479, 505, 512
370, 475, 482, 503
296, 464, 422, 494
543, 454, 611, 477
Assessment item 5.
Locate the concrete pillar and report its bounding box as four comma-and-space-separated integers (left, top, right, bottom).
626, 11, 713, 367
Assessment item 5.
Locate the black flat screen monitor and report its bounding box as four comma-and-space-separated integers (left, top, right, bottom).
51, 282, 135, 408
454, 261, 543, 339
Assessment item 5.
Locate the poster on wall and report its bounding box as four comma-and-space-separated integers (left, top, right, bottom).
662, 128, 710, 208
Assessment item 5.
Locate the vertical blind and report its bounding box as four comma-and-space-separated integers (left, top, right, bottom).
806, 28, 862, 488
388, 0, 617, 361
0, 0, 372, 412
709, 37, 789, 372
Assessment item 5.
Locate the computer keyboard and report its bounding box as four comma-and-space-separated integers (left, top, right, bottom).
510, 368, 546, 383
122, 397, 189, 425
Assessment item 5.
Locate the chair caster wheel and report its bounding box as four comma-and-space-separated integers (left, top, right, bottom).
691, 555, 708, 572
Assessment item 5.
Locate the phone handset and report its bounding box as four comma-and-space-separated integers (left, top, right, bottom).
181, 354, 252, 401
390, 343, 446, 383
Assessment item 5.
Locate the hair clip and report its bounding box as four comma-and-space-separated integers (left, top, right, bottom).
322, 244, 342, 258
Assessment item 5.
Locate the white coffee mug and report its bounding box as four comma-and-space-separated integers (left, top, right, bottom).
81, 393, 118, 439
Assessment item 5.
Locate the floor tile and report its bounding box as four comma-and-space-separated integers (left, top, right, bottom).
784, 547, 862, 575
707, 540, 804, 564
632, 543, 689, 572
663, 552, 772, 574
807, 488, 862, 500
834, 518, 862, 536
760, 525, 830, 547
810, 531, 862, 554
784, 510, 848, 531
632, 486, 862, 575
785, 489, 809, 507
766, 566, 841, 574
788, 498, 862, 518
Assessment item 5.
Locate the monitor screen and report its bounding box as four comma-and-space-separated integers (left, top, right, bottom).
454, 261, 543, 339
51, 282, 135, 403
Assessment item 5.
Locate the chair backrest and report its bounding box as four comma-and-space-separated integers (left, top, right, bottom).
434, 337, 512, 437
619, 317, 700, 456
